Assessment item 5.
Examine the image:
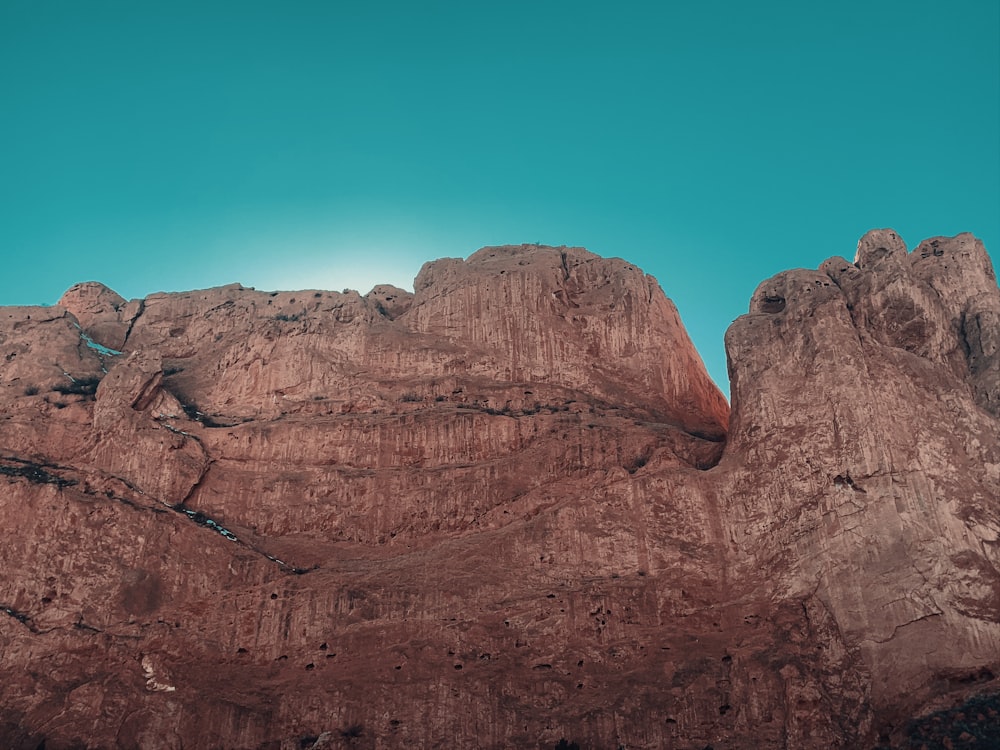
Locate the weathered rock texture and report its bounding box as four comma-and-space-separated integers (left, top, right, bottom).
0, 235, 996, 749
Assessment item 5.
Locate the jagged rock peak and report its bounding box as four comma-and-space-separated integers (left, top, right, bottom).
734, 230, 999, 414
854, 227, 908, 269
724, 229, 1000, 732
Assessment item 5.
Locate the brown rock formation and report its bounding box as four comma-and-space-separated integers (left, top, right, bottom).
724, 230, 1000, 740
0, 234, 996, 749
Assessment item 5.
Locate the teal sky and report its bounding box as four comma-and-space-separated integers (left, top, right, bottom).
2, 1, 998, 392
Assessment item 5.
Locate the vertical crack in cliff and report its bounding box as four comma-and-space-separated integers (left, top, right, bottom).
167, 421, 213, 510
821, 263, 868, 339
820, 265, 889, 462
121, 298, 146, 348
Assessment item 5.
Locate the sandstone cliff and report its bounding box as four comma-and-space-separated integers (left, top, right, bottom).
0, 234, 995, 749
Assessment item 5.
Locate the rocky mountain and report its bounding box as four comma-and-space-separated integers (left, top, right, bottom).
0, 231, 996, 749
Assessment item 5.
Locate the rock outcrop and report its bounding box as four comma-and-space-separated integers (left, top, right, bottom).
724, 230, 1000, 740
0, 234, 996, 749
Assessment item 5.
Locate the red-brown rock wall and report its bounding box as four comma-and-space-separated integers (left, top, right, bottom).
0, 233, 995, 748
723, 230, 1000, 734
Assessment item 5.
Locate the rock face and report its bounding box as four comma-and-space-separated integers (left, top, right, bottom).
724, 230, 1000, 738
0, 235, 996, 749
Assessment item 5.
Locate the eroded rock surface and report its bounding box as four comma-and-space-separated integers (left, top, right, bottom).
0, 235, 996, 749
725, 230, 1000, 741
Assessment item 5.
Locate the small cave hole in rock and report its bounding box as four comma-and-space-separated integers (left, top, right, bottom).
625, 453, 649, 474
760, 295, 786, 313
832, 473, 866, 493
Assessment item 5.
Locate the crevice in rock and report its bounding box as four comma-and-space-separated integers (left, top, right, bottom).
0, 456, 77, 489
171, 456, 215, 512
121, 298, 146, 348
3, 451, 310, 583
177, 508, 239, 542
1, 605, 38, 633
51, 375, 102, 400
167, 459, 310, 572
822, 263, 868, 333
959, 310, 976, 363
870, 612, 944, 644
918, 240, 946, 259
180, 403, 230, 428
168, 423, 214, 510
624, 451, 651, 474
70, 322, 123, 373
832, 473, 867, 493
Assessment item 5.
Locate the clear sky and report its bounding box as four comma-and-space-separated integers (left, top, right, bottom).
2, 1, 997, 392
